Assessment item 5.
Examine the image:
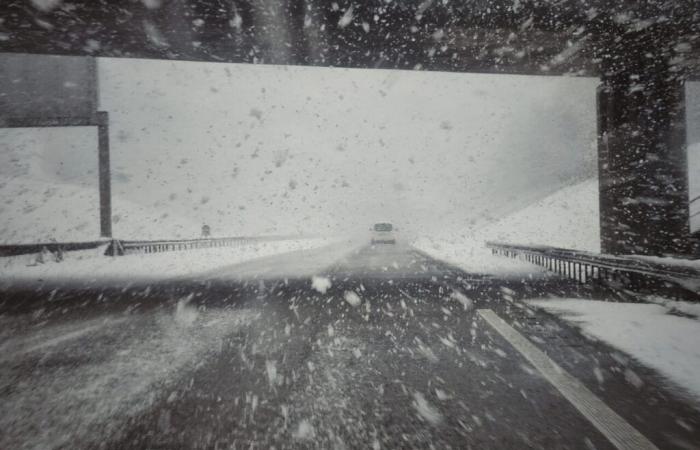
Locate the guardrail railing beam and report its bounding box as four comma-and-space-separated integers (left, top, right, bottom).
487, 241, 700, 302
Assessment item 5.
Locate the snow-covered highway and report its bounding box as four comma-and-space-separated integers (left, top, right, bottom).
1, 243, 699, 450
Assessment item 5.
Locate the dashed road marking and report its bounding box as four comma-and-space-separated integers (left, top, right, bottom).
477, 308, 658, 450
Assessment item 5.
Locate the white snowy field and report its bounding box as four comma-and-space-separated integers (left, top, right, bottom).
527, 298, 700, 406
0, 298, 260, 450
0, 237, 333, 286
412, 178, 599, 275
0, 174, 204, 243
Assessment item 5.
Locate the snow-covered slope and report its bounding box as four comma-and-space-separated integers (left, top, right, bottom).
413, 178, 599, 273
0, 124, 206, 243
476, 178, 600, 252
689, 142, 700, 233
0, 177, 201, 244
687, 81, 700, 233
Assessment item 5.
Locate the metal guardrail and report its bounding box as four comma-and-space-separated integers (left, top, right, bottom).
0, 240, 110, 257
110, 237, 252, 256
487, 241, 700, 302
0, 235, 312, 258
107, 235, 310, 256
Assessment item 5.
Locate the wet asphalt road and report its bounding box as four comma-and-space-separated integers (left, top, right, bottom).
1, 243, 700, 450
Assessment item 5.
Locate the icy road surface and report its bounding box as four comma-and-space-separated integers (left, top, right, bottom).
1, 243, 699, 449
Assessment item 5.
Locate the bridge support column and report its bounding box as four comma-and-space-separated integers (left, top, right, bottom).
97, 111, 112, 238
596, 30, 690, 256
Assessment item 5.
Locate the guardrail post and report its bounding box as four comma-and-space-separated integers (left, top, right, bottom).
105, 239, 124, 257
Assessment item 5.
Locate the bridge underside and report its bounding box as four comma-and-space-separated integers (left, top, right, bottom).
1, 0, 699, 256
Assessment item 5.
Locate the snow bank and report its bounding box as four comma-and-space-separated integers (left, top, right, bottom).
0, 238, 332, 285
644, 296, 700, 319
527, 298, 700, 405
413, 179, 598, 275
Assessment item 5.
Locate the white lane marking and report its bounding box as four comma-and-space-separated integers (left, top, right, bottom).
477, 309, 658, 450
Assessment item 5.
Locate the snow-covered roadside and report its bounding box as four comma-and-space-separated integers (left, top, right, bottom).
412, 179, 598, 277
0, 238, 333, 285
526, 298, 700, 405
412, 235, 548, 277
644, 296, 700, 319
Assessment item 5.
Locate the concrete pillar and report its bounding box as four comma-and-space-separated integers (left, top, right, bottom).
97, 112, 112, 238
597, 30, 690, 256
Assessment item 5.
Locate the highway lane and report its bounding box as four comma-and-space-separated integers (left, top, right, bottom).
1, 243, 699, 449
